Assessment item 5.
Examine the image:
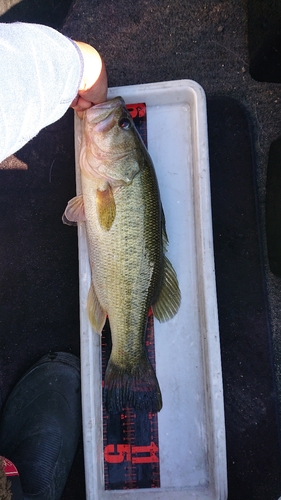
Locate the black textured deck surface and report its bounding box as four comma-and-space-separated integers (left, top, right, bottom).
1, 1, 281, 499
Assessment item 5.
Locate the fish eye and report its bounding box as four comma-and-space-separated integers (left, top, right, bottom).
118, 117, 131, 130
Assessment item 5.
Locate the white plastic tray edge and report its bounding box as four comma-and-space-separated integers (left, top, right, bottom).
188, 82, 228, 500
74, 80, 227, 500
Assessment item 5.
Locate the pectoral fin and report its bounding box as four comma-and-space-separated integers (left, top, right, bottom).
62, 195, 86, 226
87, 283, 107, 334
96, 185, 116, 231
152, 257, 181, 322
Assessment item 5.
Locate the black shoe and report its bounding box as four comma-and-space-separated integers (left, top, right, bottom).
0, 352, 82, 500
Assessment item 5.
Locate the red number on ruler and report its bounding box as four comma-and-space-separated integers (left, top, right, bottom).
104, 442, 159, 464
104, 444, 131, 463
126, 103, 146, 119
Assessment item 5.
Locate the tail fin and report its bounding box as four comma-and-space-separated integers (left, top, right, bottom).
104, 356, 162, 413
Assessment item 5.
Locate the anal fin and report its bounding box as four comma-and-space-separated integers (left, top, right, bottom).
87, 283, 106, 334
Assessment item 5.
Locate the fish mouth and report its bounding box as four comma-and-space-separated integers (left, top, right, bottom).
93, 96, 125, 110
86, 97, 125, 122
85, 97, 126, 132
86, 97, 129, 133
93, 113, 115, 133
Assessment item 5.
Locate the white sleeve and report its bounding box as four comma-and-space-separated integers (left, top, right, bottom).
0, 22, 83, 162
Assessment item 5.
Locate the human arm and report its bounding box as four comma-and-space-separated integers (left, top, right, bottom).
71, 41, 107, 115
0, 23, 107, 162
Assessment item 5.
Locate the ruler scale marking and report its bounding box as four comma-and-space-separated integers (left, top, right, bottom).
102, 103, 160, 490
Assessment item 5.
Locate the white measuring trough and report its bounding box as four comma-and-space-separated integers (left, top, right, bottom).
74, 80, 227, 500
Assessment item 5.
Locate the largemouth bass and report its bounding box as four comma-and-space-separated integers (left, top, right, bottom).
63, 97, 181, 413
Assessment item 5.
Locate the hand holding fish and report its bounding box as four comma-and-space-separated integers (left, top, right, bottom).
71, 41, 108, 115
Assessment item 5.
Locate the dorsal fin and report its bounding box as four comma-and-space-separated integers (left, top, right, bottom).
152, 256, 181, 322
